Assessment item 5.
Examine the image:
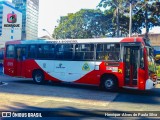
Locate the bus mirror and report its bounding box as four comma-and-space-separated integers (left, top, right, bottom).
140, 57, 144, 69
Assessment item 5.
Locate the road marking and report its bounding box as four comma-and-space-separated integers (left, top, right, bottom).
0, 82, 8, 86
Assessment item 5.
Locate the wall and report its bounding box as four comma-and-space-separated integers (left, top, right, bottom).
136, 33, 160, 46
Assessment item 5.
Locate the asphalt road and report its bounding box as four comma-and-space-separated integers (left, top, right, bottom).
0, 71, 160, 120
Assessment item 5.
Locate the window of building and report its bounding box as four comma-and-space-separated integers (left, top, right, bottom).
11, 29, 14, 33
11, 36, 14, 39
75, 44, 94, 60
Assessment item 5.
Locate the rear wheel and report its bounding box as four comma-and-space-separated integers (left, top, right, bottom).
33, 70, 45, 84
101, 75, 118, 92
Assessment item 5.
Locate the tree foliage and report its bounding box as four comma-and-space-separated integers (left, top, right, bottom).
98, 0, 160, 35
53, 0, 160, 39
53, 9, 114, 39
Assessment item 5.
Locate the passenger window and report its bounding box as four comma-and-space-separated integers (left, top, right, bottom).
96, 43, 120, 61
75, 44, 94, 60
37, 45, 55, 59
55, 44, 73, 60
28, 45, 36, 58
6, 45, 15, 58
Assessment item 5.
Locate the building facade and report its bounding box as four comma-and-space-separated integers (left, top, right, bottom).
0, 1, 22, 48
136, 33, 160, 46
12, 0, 39, 40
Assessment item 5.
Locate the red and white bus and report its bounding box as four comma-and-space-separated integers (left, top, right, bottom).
3, 37, 157, 91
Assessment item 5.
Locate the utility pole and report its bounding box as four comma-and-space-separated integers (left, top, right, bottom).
145, 3, 149, 39
116, 7, 120, 37
129, 0, 132, 37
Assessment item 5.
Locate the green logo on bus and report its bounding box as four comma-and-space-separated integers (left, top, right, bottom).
82, 63, 90, 71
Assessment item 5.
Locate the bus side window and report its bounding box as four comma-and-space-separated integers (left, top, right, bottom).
96, 43, 120, 61
50, 45, 55, 59
6, 45, 15, 58
75, 44, 94, 60
63, 44, 73, 60
55, 44, 63, 59
37, 45, 43, 58
28, 45, 36, 58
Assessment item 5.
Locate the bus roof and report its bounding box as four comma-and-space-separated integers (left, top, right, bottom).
5, 37, 145, 45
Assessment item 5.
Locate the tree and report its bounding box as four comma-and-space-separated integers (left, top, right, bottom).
53, 9, 113, 39
98, 0, 131, 36
54, 1, 160, 39
98, 0, 160, 37
131, 0, 160, 37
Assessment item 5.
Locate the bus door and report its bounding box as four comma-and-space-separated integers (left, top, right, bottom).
15, 46, 26, 77
123, 46, 140, 87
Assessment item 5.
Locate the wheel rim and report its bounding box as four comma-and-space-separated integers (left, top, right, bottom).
35, 74, 42, 83
104, 79, 113, 88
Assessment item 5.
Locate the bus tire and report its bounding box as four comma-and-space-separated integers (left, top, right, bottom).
33, 70, 45, 85
101, 75, 118, 92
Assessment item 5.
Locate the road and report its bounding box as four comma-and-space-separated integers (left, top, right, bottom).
0, 72, 160, 119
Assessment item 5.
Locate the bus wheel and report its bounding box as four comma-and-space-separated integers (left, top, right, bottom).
101, 75, 118, 92
33, 70, 45, 84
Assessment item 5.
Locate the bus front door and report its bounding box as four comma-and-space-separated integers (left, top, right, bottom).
15, 47, 26, 77
123, 46, 140, 87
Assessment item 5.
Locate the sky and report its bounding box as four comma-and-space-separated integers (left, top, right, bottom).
38, 0, 100, 37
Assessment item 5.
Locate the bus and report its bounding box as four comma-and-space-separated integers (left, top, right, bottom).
3, 37, 157, 91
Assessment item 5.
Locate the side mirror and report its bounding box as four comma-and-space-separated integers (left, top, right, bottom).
140, 56, 144, 69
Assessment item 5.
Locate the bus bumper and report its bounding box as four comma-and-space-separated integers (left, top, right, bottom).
145, 79, 157, 90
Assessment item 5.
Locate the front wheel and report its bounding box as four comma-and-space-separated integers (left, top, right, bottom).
101, 75, 118, 92
33, 70, 45, 84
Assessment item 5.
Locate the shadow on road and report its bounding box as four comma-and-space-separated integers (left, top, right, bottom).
7, 78, 160, 96
0, 75, 160, 106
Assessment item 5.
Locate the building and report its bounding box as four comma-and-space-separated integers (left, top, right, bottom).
135, 33, 160, 46
0, 0, 22, 48
12, 0, 39, 40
